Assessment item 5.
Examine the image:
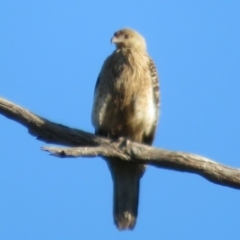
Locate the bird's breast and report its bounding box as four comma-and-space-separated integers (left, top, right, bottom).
92, 50, 156, 141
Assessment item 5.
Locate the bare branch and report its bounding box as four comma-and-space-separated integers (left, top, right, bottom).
42, 142, 240, 190
1, 96, 240, 190
0, 97, 104, 146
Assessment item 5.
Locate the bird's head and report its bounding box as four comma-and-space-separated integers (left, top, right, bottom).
111, 28, 147, 51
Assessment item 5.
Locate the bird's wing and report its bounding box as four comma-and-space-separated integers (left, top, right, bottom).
91, 57, 112, 133
142, 58, 160, 144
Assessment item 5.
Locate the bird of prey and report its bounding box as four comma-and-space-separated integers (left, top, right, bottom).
92, 28, 160, 230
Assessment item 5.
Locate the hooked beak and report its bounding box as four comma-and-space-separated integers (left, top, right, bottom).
110, 36, 118, 44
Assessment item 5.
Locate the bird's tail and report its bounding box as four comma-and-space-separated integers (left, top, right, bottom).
107, 160, 145, 230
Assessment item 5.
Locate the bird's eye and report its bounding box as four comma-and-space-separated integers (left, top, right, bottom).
114, 32, 118, 37
125, 34, 129, 39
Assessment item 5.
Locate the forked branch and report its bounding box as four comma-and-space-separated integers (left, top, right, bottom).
1, 97, 240, 189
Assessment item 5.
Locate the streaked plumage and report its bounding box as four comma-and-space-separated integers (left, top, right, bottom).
92, 28, 160, 230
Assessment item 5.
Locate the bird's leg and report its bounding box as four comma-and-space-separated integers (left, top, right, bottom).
117, 137, 130, 149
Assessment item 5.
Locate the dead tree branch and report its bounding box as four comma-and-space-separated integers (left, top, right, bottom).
1, 96, 240, 190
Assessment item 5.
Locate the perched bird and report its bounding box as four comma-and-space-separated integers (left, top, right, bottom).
92, 28, 160, 230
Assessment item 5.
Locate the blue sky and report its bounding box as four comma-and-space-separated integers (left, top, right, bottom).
1, 1, 240, 239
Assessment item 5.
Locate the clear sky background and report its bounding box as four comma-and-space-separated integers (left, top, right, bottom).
1, 1, 240, 239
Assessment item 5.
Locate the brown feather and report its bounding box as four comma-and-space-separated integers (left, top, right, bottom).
92, 28, 160, 230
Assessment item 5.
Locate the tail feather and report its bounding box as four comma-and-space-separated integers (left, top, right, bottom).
108, 160, 145, 230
